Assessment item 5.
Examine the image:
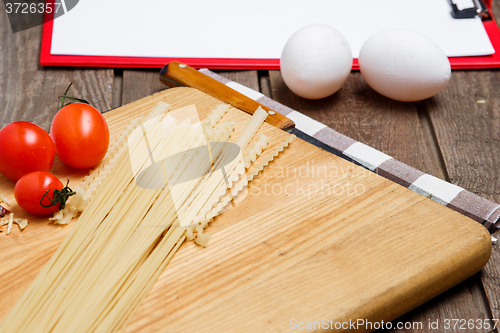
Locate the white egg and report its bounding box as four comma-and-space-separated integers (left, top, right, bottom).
280, 24, 352, 100
358, 29, 451, 102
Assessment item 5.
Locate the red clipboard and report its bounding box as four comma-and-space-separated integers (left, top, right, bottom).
40, 1, 500, 70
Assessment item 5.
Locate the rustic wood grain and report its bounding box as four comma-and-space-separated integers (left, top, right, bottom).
111, 69, 123, 109
493, 0, 500, 22
0, 3, 113, 320
214, 70, 260, 91
0, 0, 497, 327
425, 72, 500, 198
119, 89, 490, 333
389, 273, 493, 333
259, 70, 273, 97
121, 69, 167, 105
423, 70, 500, 332
269, 71, 439, 177
268, 70, 495, 332
120, 68, 259, 106
0, 88, 491, 333
0, 4, 113, 131
416, 102, 449, 181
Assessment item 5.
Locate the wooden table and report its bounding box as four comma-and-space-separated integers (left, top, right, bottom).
1, 2, 500, 332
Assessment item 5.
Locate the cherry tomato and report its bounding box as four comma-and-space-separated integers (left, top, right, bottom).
15, 171, 65, 215
0, 121, 55, 181
50, 103, 109, 169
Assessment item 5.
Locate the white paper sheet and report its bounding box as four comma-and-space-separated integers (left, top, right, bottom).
51, 0, 494, 59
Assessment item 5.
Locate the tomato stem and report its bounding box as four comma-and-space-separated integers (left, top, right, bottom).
39, 180, 75, 210
59, 83, 90, 109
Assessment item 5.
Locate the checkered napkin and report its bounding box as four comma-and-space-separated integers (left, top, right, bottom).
200, 69, 500, 232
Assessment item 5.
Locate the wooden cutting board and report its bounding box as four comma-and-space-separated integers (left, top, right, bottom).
0, 87, 491, 332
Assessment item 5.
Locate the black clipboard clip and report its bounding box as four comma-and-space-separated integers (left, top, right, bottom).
450, 0, 492, 20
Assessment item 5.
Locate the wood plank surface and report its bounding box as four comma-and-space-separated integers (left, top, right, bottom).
269, 71, 438, 176
423, 70, 500, 332
120, 69, 258, 106
0, 2, 113, 131
119, 89, 491, 332
474, 1, 500, 324
122, 69, 167, 105
0, 4, 114, 318
0, 87, 491, 333
268, 70, 496, 332
120, 67, 498, 332
0, 2, 498, 329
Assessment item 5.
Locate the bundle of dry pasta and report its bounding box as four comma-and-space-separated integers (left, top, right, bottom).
0, 102, 293, 333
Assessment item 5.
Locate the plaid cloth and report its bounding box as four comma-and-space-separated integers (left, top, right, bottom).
200, 69, 500, 232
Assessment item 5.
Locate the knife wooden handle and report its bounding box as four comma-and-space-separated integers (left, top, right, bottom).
159, 61, 295, 130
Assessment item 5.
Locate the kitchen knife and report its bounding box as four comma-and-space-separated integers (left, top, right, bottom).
158, 63, 500, 234
159, 61, 363, 166
159, 62, 294, 130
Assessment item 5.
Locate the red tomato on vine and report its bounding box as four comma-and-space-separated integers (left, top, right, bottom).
14, 171, 74, 216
